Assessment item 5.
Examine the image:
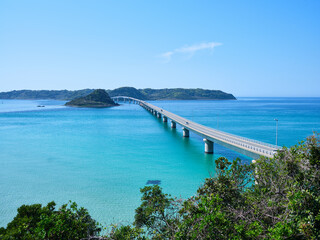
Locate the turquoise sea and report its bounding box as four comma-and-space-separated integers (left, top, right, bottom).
0, 98, 320, 227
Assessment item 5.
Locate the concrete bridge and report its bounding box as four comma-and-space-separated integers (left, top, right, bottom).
112, 96, 281, 159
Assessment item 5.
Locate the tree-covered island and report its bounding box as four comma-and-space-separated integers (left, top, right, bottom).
1, 134, 319, 239
65, 89, 119, 108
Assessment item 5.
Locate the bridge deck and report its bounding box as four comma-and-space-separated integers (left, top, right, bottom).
112, 96, 280, 158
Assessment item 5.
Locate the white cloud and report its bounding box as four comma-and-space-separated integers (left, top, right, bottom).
160, 51, 174, 59
160, 42, 222, 61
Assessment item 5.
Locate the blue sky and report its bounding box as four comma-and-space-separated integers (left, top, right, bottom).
0, 0, 319, 97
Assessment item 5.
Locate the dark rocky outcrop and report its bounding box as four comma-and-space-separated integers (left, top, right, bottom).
65, 89, 118, 108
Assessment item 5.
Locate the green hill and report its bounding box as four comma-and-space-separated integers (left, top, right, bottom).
139, 88, 236, 100
109, 87, 236, 100
0, 89, 94, 100
108, 87, 147, 100
0, 87, 236, 100
65, 89, 118, 108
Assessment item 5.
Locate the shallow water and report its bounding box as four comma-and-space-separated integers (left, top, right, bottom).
0, 98, 319, 227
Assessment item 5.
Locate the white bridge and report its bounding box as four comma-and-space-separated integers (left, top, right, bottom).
112, 96, 281, 159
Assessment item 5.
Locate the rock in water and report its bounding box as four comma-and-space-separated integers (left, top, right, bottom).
65, 89, 119, 108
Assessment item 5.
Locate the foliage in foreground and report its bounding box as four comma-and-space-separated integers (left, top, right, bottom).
0, 201, 101, 240
1, 134, 319, 239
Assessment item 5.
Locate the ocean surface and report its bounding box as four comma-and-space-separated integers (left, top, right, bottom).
0, 97, 319, 227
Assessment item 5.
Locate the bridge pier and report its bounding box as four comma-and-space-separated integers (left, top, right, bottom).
203, 138, 214, 154
171, 120, 176, 128
157, 112, 161, 118
163, 116, 167, 122
182, 128, 189, 137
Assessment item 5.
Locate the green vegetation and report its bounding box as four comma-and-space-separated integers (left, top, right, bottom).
139, 88, 236, 100
0, 89, 94, 100
108, 87, 147, 100
65, 89, 118, 108
0, 87, 236, 101
0, 201, 100, 240
1, 134, 319, 239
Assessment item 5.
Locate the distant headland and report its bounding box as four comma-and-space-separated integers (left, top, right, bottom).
0, 87, 236, 101
65, 89, 118, 108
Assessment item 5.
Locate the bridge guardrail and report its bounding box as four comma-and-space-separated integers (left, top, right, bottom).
113, 97, 281, 157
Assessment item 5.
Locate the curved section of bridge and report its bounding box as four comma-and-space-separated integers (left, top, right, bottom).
112, 96, 281, 159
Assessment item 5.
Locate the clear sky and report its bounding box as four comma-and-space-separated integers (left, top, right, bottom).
0, 0, 319, 97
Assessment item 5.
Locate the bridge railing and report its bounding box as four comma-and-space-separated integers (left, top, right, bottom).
113, 96, 281, 155
181, 121, 278, 156
211, 128, 281, 150
139, 100, 281, 150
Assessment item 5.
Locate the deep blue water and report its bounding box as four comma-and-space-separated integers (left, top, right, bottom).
0, 98, 319, 227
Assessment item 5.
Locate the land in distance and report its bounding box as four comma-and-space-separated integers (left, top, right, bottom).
0, 87, 236, 101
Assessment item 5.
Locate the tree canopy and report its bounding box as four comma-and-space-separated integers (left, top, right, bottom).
0, 201, 101, 240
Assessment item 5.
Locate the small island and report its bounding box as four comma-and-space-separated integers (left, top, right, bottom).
65, 89, 119, 108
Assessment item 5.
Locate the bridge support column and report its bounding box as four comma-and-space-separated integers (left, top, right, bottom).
203, 139, 213, 154
171, 121, 176, 128
157, 113, 161, 118
182, 128, 189, 137
163, 116, 167, 122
